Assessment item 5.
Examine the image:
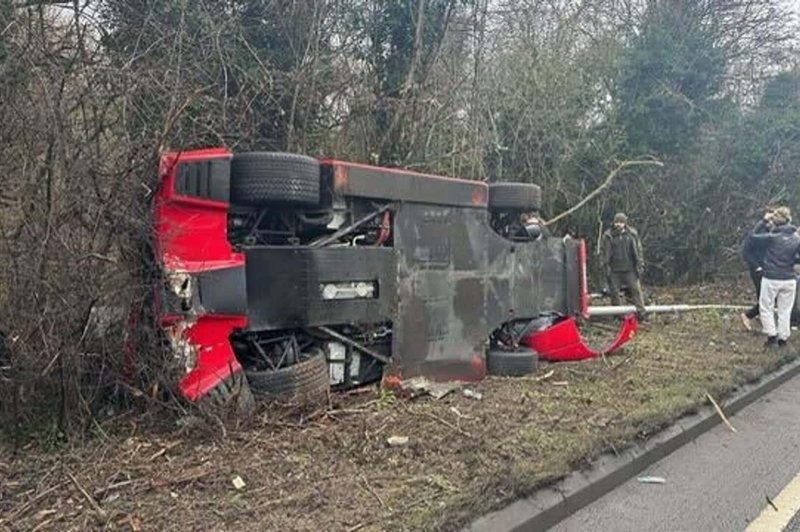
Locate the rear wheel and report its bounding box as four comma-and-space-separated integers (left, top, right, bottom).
230, 151, 320, 207
486, 348, 539, 377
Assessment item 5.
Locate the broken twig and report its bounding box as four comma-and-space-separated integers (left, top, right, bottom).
705, 392, 737, 433
67, 471, 107, 520
414, 408, 472, 437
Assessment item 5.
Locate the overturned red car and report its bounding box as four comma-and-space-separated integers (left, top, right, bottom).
153, 148, 634, 406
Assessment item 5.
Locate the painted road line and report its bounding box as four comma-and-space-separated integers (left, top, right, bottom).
747, 467, 800, 532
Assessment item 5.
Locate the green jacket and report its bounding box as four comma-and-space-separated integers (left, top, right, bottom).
601, 226, 644, 274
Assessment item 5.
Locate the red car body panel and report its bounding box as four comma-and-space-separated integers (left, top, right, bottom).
155, 148, 248, 400
522, 313, 638, 361
155, 148, 244, 272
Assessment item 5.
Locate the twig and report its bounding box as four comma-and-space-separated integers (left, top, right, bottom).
31, 515, 57, 532
609, 355, 634, 372
93, 479, 138, 498
417, 409, 472, 437
148, 441, 182, 461
360, 475, 387, 509
766, 494, 778, 511
535, 370, 555, 382
545, 159, 664, 226
705, 392, 737, 433
147, 467, 211, 492
8, 481, 67, 520
66, 470, 107, 520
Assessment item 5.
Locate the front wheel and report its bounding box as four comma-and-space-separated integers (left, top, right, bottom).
488, 182, 542, 211
243, 349, 329, 404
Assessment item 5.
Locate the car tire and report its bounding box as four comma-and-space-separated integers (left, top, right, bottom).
202, 370, 256, 416
486, 348, 539, 377
488, 182, 542, 211
244, 349, 329, 403
230, 151, 320, 207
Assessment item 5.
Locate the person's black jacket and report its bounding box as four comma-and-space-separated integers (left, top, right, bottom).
741, 220, 769, 269
749, 223, 800, 280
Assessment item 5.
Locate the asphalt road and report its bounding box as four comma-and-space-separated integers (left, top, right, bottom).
552, 373, 800, 532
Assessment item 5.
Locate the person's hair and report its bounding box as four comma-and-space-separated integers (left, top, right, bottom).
773, 206, 792, 225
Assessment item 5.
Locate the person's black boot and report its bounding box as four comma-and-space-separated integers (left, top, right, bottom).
765, 335, 778, 348
778, 339, 788, 348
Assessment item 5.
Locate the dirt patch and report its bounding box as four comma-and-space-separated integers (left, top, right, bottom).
1, 284, 794, 532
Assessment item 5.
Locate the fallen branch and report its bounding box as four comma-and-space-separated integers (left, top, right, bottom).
545, 159, 664, 226
705, 392, 737, 433
66, 471, 107, 520
410, 406, 472, 437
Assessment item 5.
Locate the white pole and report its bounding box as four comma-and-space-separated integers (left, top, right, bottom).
587, 304, 749, 317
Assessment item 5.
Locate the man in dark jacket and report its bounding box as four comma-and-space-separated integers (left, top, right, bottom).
601, 212, 646, 320
749, 206, 800, 347
739, 209, 773, 330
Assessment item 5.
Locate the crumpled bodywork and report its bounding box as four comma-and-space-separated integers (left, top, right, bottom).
154, 148, 247, 401
522, 313, 638, 361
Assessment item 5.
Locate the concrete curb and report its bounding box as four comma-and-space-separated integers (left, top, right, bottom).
465, 355, 800, 532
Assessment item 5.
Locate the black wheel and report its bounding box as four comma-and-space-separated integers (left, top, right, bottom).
230, 152, 320, 207
201, 370, 256, 415
244, 349, 329, 403
486, 348, 539, 377
488, 182, 542, 211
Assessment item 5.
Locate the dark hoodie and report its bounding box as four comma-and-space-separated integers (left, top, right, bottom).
741, 220, 769, 269
749, 223, 800, 280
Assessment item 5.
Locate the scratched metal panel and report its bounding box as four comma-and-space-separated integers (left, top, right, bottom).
391, 203, 489, 380
389, 202, 581, 381
509, 239, 567, 320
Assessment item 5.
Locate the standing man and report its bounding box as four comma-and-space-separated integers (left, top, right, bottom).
601, 212, 647, 321
739, 208, 773, 330
749, 207, 800, 347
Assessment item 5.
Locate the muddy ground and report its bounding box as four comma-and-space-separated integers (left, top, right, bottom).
1, 279, 796, 531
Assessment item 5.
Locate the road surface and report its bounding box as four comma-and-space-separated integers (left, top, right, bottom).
552, 373, 800, 532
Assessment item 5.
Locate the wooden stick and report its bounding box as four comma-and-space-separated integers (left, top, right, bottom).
418, 409, 472, 437
706, 392, 737, 433
67, 471, 107, 519
360, 475, 387, 509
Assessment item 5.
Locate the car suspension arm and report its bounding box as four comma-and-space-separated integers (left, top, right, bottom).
310, 203, 393, 248
310, 325, 391, 364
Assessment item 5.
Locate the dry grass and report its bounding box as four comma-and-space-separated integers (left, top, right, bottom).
1, 283, 795, 532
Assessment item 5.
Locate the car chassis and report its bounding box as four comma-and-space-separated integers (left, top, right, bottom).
153, 148, 634, 404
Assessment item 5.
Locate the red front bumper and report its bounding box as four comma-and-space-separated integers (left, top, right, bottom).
154, 148, 247, 402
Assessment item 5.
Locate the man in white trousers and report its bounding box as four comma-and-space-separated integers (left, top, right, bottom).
750, 206, 800, 348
